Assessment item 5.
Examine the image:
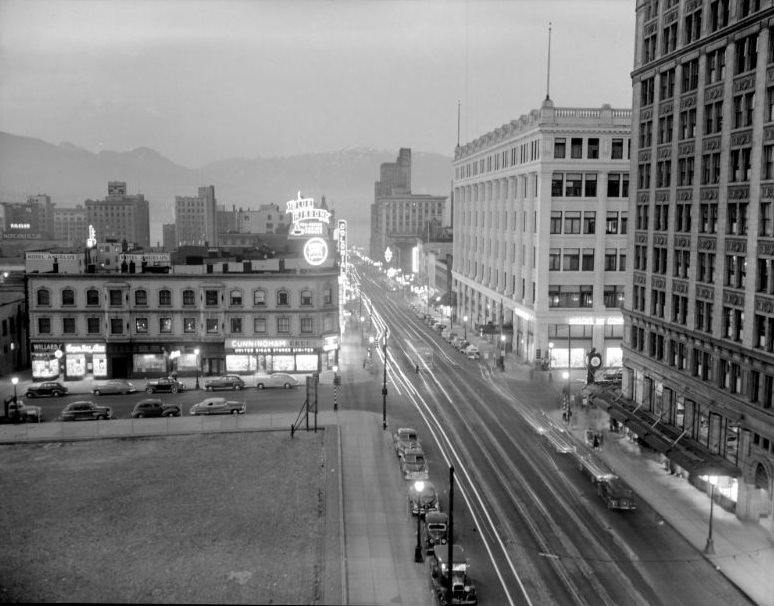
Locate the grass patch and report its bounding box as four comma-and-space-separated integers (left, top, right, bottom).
0, 431, 327, 604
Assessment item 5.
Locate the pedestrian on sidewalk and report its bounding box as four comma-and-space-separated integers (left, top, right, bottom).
593, 434, 599, 450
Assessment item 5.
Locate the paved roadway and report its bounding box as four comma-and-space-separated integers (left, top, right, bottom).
355, 267, 753, 606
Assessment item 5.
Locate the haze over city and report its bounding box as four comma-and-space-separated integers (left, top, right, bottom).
0, 0, 636, 168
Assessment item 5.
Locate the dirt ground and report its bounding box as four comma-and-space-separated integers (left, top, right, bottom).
0, 431, 329, 604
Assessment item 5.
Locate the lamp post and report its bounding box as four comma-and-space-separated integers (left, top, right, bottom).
500, 334, 506, 370
463, 315, 468, 341
414, 480, 425, 562
194, 348, 200, 390
11, 376, 18, 422
548, 342, 554, 381
332, 365, 339, 412
705, 478, 716, 554
382, 335, 388, 430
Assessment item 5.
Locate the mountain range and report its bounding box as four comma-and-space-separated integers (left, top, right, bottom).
0, 131, 453, 247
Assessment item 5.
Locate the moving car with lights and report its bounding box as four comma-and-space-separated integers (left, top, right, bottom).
189, 397, 245, 415
429, 545, 478, 605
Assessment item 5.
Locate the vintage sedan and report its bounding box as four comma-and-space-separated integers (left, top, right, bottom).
408, 480, 440, 517
189, 397, 246, 416
255, 373, 299, 390
145, 377, 185, 394
7, 400, 44, 422
401, 446, 429, 481
25, 381, 68, 398
59, 401, 112, 421
204, 375, 245, 391
92, 379, 137, 396
393, 427, 420, 457
130, 398, 181, 418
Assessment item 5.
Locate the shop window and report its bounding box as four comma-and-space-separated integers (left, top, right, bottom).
277, 290, 289, 306
230, 289, 243, 306
62, 289, 75, 306
183, 289, 196, 306
301, 290, 313, 306
184, 318, 196, 333
62, 317, 76, 334
231, 318, 243, 333
159, 289, 172, 306
254, 289, 266, 306
110, 319, 123, 334
277, 317, 290, 334
87, 318, 101, 334
37, 289, 51, 306
160, 318, 172, 333
206, 318, 219, 334
109, 289, 123, 306
135, 290, 148, 306
205, 290, 219, 306
301, 317, 313, 334
135, 318, 148, 333
254, 317, 267, 333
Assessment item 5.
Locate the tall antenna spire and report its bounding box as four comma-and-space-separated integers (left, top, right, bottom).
456, 100, 461, 147
545, 22, 552, 101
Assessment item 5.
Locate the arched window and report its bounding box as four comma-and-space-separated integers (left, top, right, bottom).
277, 290, 289, 306
159, 289, 172, 306
135, 289, 148, 306
36, 288, 50, 306
183, 289, 196, 306
300, 290, 313, 306
254, 289, 266, 306
86, 289, 100, 306
61, 289, 75, 306
230, 289, 243, 306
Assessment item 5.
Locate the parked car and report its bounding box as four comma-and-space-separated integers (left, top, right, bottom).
393, 427, 420, 457
25, 381, 68, 398
189, 397, 246, 415
145, 377, 185, 394
7, 400, 44, 422
401, 446, 429, 481
429, 545, 477, 605
130, 398, 181, 418
204, 375, 245, 391
255, 373, 299, 389
422, 511, 449, 554
464, 346, 481, 360
92, 379, 137, 396
455, 339, 470, 352
597, 477, 637, 511
59, 401, 112, 421
408, 480, 439, 517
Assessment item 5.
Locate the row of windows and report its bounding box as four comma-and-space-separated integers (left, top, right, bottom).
35, 287, 334, 308
553, 137, 630, 160
548, 248, 627, 272
551, 172, 630, 198
641, 4, 765, 67
632, 250, 747, 289
550, 211, 628, 235
547, 285, 624, 309
35, 315, 329, 336
456, 139, 540, 179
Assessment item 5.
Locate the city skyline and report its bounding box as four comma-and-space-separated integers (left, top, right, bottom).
0, 0, 636, 168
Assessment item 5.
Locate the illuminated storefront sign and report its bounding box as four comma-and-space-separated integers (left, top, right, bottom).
323, 335, 339, 352
9, 223, 30, 229
65, 343, 106, 355
304, 237, 328, 265
86, 225, 97, 248
226, 338, 326, 354
567, 315, 624, 326
384, 247, 393, 263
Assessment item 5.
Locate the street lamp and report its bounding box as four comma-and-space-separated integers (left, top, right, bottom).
463, 315, 468, 341
382, 335, 388, 430
705, 477, 717, 554
194, 348, 200, 390
11, 376, 18, 422
414, 480, 425, 562
500, 334, 506, 370
332, 365, 339, 412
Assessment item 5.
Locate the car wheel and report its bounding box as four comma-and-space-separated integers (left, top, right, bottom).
171, 387, 178, 393
206, 385, 212, 391
257, 384, 265, 389
96, 414, 106, 420
54, 391, 63, 397
146, 387, 153, 393
235, 385, 243, 390
231, 409, 239, 415
94, 390, 101, 396
25, 392, 34, 398
284, 383, 291, 389
136, 413, 144, 418
122, 390, 129, 395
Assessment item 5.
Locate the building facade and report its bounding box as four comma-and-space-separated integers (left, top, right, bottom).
85, 182, 150, 248
175, 185, 218, 247
615, 0, 774, 530
25, 248, 341, 382
53, 205, 87, 242
453, 101, 631, 367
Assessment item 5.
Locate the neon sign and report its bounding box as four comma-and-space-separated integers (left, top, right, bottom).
286, 191, 331, 237
304, 237, 329, 265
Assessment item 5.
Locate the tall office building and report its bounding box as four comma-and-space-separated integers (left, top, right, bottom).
370, 148, 446, 270
452, 101, 631, 365
53, 205, 87, 242
617, 0, 774, 528
175, 185, 218, 247
85, 182, 150, 248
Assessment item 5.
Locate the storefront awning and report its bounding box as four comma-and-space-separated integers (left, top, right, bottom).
590, 389, 741, 478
